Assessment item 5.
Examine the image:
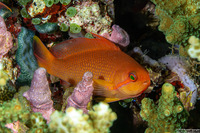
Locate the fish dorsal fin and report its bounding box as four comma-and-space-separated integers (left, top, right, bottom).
0, 2, 12, 12
50, 33, 120, 59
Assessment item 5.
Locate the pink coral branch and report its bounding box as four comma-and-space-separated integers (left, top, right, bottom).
66, 71, 94, 114
0, 16, 13, 59
23, 67, 55, 123
5, 121, 20, 133
102, 24, 130, 47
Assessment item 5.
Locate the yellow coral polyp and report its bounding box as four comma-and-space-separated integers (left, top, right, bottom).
162, 83, 174, 94
159, 17, 173, 31
175, 21, 186, 33
175, 105, 183, 113
164, 109, 171, 117
14, 105, 22, 111
166, 34, 175, 44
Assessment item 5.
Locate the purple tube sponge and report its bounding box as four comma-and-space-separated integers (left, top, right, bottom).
23, 67, 55, 123
0, 16, 13, 59
66, 71, 94, 114
159, 55, 198, 108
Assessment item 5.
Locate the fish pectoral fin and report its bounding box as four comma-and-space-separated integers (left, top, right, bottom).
93, 79, 115, 91
93, 79, 117, 97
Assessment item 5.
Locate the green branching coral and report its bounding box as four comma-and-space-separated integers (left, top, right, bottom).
16, 27, 38, 86
34, 22, 58, 34
140, 83, 189, 133
49, 102, 117, 133
151, 0, 200, 46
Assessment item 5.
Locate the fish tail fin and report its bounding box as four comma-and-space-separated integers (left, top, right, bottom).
33, 36, 55, 71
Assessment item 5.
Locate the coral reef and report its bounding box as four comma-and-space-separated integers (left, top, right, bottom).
23, 67, 55, 123
64, 71, 94, 114
0, 16, 13, 59
19, 0, 69, 24
0, 80, 16, 101
16, 27, 38, 85
0, 57, 18, 101
28, 112, 49, 132
140, 83, 189, 133
0, 60, 10, 86
151, 0, 200, 46
5, 121, 21, 133
0, 57, 18, 85
58, 0, 113, 34
188, 36, 200, 61
159, 55, 198, 108
49, 102, 117, 133
0, 98, 31, 132
27, 0, 46, 17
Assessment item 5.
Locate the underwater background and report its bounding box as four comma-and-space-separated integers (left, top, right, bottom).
0, 0, 200, 132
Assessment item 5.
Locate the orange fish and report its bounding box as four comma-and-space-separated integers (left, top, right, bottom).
33, 34, 150, 102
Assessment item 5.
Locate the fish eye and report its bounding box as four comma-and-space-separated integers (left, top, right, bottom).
129, 72, 137, 82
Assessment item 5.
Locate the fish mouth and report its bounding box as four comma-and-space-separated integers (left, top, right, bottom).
143, 80, 151, 86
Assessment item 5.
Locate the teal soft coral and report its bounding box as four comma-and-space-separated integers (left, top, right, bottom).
16, 27, 38, 86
